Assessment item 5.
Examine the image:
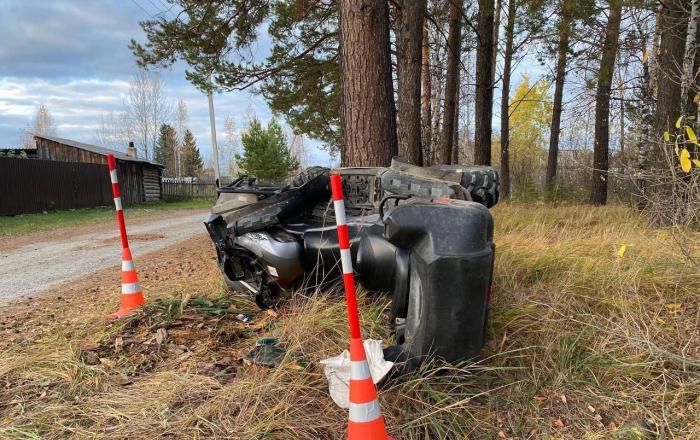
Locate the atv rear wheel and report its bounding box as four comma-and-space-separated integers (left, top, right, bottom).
430, 165, 500, 208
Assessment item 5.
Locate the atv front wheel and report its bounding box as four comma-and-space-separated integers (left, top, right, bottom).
290, 166, 329, 187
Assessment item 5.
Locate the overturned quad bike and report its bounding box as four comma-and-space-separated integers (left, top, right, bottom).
204, 158, 499, 367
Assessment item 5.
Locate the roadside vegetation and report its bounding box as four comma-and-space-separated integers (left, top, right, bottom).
0, 198, 210, 236
1, 203, 697, 439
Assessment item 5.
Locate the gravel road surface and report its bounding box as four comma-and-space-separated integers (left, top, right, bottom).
0, 211, 208, 304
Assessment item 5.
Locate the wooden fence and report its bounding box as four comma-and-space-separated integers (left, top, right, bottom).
161, 181, 218, 200
0, 157, 112, 215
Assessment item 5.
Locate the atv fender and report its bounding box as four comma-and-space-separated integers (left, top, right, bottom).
382, 200, 494, 364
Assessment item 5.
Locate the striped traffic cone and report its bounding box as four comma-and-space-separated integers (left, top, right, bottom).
107, 154, 145, 318
112, 247, 145, 318
347, 338, 393, 440
329, 173, 393, 440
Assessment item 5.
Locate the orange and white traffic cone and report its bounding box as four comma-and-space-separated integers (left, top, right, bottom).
330, 173, 393, 440
112, 247, 145, 318
347, 338, 393, 440
107, 154, 145, 318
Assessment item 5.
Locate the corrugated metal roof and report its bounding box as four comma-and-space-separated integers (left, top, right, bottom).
32, 134, 164, 168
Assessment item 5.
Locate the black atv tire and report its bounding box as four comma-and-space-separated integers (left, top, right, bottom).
430, 165, 500, 208
216, 249, 278, 309
216, 249, 240, 292
290, 166, 329, 187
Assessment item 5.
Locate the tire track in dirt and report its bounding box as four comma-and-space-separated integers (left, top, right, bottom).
0, 211, 209, 304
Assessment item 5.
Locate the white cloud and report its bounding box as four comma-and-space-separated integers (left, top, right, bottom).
0, 0, 332, 165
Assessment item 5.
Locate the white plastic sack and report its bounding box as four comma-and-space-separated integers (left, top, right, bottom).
319, 339, 394, 409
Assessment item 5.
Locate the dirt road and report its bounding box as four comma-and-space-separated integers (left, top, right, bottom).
0, 210, 209, 304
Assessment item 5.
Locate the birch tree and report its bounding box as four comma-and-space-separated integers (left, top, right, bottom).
681, 0, 700, 114
94, 111, 133, 151
223, 115, 241, 177
125, 69, 171, 160
22, 103, 56, 148
175, 100, 188, 177
421, 18, 433, 165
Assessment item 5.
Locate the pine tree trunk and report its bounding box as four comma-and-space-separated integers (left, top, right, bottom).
655, 0, 687, 137
339, 0, 398, 167
545, 8, 570, 188
591, 0, 623, 206
421, 19, 433, 165
438, 0, 463, 164
474, 0, 495, 165
396, 0, 426, 165
500, 0, 515, 199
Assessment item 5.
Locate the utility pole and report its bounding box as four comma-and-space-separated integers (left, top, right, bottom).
208, 75, 221, 187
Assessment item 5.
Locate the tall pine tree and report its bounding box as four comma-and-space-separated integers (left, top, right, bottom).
181, 129, 203, 177
236, 118, 299, 182
153, 123, 177, 176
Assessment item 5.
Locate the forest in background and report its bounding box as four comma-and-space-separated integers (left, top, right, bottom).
129, 0, 700, 225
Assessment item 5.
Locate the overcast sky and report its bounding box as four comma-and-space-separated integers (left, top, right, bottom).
0, 0, 334, 166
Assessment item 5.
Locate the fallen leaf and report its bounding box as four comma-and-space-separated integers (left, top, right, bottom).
266, 309, 279, 318
587, 404, 596, 413
114, 336, 124, 353
617, 245, 626, 258
500, 331, 508, 351
79, 343, 100, 351
113, 375, 132, 386
99, 358, 116, 369
552, 418, 565, 428
497, 431, 507, 439
666, 303, 682, 311
155, 328, 167, 346
81, 351, 100, 365
560, 394, 568, 405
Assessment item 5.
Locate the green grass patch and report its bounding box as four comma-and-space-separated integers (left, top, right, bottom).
0, 198, 210, 236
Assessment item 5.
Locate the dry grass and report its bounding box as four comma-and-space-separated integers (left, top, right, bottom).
1, 204, 699, 439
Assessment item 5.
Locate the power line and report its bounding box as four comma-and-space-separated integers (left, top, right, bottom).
154, 0, 177, 18
144, 0, 176, 19
130, 0, 175, 20
128, 0, 157, 18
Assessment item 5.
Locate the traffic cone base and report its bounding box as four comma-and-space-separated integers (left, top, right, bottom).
348, 416, 393, 440
111, 247, 144, 318
347, 338, 392, 440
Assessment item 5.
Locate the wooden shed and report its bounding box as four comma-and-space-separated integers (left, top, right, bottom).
31, 135, 164, 204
